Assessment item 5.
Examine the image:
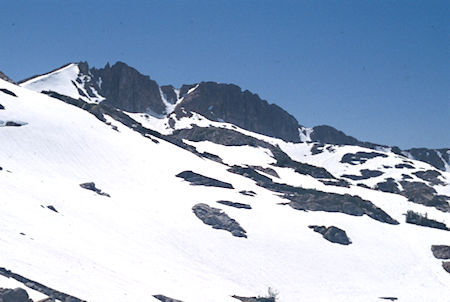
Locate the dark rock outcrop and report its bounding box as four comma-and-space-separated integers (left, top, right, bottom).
0, 267, 85, 302
375, 178, 401, 194
405, 210, 449, 231
179, 84, 197, 99
228, 165, 399, 225
395, 163, 414, 169
341, 151, 388, 165
176, 171, 234, 189
170, 126, 337, 180
342, 169, 383, 181
192, 203, 247, 238
3, 121, 27, 127
0, 71, 15, 84
0, 104, 5, 110
413, 170, 444, 186
308, 225, 352, 245
310, 143, 324, 155
43, 92, 227, 163
174, 82, 301, 142
160, 85, 178, 105
0, 88, 17, 97
232, 296, 275, 302
239, 190, 256, 197
79, 182, 111, 197
90, 62, 166, 114
379, 297, 398, 301
0, 287, 32, 302
319, 179, 351, 188
47, 205, 58, 213
405, 148, 450, 172
217, 200, 252, 209
153, 294, 184, 302
310, 125, 362, 146
443, 261, 450, 273
400, 181, 450, 212
431, 245, 450, 259
306, 125, 449, 172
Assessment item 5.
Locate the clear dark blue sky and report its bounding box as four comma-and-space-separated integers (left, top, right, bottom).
1, 0, 448, 148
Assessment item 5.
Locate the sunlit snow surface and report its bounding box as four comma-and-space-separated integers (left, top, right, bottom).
1, 79, 450, 301
20, 64, 105, 104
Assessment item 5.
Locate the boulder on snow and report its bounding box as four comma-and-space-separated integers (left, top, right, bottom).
176, 171, 234, 189
232, 295, 275, 302
0, 288, 31, 302
192, 203, 247, 238
0, 88, 17, 97
431, 245, 450, 259
217, 200, 252, 209
309, 225, 352, 245
79, 182, 111, 197
153, 294, 184, 302
443, 261, 450, 274
239, 190, 256, 197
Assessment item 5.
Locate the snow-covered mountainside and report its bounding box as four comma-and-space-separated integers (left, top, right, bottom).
20, 62, 450, 172
1, 63, 450, 302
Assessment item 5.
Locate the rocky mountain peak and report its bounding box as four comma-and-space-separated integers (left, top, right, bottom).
90, 62, 165, 114
174, 81, 302, 142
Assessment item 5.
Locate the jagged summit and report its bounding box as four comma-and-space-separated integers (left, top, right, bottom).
173, 81, 302, 142
17, 61, 450, 170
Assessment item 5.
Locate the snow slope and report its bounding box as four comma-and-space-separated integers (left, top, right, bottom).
1, 79, 450, 302
20, 63, 105, 104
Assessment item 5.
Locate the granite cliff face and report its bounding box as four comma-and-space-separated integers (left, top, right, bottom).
174, 82, 301, 142
90, 62, 165, 114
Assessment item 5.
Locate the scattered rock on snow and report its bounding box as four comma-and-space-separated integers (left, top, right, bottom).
375, 178, 401, 194
228, 165, 399, 225
232, 295, 275, 302
405, 211, 449, 231
192, 203, 247, 238
341, 169, 383, 181
431, 245, 450, 259
79, 182, 111, 197
308, 225, 352, 245
379, 297, 398, 301
413, 170, 445, 186
176, 171, 234, 189
46, 205, 58, 213
0, 88, 17, 97
395, 163, 414, 169
0, 267, 85, 302
153, 294, 184, 302
217, 200, 252, 209
443, 261, 450, 274
0, 287, 31, 302
0, 121, 28, 127
340, 151, 388, 165
239, 190, 256, 197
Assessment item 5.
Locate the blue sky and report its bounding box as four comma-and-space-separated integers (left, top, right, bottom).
0, 0, 448, 148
